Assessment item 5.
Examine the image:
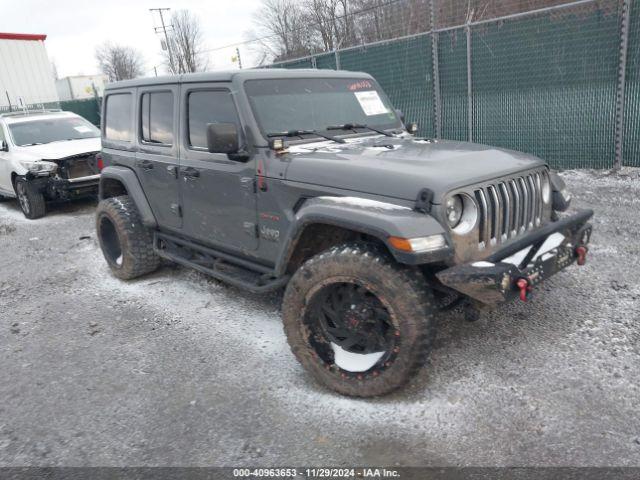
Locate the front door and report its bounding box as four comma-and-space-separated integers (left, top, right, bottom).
135, 85, 182, 230
0, 124, 11, 194
178, 85, 258, 251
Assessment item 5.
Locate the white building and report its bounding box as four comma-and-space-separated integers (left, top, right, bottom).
0, 32, 59, 109
56, 74, 108, 101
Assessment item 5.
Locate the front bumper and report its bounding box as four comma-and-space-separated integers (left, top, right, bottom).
27, 174, 100, 199
436, 209, 593, 305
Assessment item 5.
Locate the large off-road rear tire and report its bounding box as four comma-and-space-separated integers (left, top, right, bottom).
15, 178, 46, 219
96, 195, 160, 280
282, 242, 437, 397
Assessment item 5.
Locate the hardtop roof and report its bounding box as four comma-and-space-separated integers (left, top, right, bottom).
104, 68, 374, 91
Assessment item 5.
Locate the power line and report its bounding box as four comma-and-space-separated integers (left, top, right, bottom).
200, 0, 406, 54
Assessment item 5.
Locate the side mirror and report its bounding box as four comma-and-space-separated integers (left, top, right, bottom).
206, 123, 239, 154
395, 109, 405, 124
0, 140, 8, 152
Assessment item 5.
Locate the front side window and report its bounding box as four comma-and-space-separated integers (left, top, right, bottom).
244, 77, 401, 139
187, 90, 240, 149
9, 116, 100, 146
141, 91, 174, 145
104, 93, 132, 142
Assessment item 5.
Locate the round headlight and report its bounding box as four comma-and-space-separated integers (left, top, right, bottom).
445, 194, 478, 234
445, 195, 463, 228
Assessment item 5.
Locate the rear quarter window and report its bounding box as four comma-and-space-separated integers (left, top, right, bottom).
104, 93, 133, 142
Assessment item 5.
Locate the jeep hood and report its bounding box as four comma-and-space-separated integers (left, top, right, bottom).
283, 136, 547, 203
14, 137, 101, 161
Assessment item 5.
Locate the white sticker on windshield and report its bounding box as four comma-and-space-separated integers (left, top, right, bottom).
74, 126, 92, 133
354, 90, 388, 116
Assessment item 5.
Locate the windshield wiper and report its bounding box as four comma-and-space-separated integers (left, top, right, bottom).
267, 129, 345, 144
327, 123, 394, 137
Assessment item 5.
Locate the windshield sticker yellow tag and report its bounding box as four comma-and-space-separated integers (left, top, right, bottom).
354, 90, 388, 116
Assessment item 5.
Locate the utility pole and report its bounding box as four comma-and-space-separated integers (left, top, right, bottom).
236, 47, 242, 69
150, 8, 174, 73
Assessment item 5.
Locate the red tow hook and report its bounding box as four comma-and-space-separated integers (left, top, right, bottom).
575, 246, 588, 266
516, 278, 532, 302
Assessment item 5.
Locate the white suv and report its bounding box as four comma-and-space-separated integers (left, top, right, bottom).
0, 110, 102, 219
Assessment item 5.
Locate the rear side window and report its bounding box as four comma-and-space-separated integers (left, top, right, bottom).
104, 93, 133, 142
188, 90, 239, 149
141, 91, 174, 145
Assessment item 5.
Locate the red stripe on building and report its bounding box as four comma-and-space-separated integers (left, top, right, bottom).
0, 33, 47, 41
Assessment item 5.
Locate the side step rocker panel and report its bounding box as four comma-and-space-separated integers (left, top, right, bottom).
153, 231, 290, 293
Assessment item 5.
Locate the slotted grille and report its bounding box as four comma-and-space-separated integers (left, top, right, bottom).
474, 169, 547, 248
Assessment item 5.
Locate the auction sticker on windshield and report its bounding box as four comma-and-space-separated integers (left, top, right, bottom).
354, 90, 388, 116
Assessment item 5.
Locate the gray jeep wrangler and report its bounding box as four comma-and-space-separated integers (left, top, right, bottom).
96, 69, 592, 397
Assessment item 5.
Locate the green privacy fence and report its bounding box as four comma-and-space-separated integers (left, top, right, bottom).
624, 0, 640, 167
469, 6, 621, 169
339, 34, 436, 139
438, 30, 468, 142
60, 97, 102, 126
0, 98, 102, 127
273, 0, 638, 170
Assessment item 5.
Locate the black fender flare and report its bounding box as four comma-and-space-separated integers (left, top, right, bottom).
99, 166, 157, 228
275, 196, 452, 275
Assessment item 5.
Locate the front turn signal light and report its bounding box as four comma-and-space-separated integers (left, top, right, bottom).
388, 234, 447, 253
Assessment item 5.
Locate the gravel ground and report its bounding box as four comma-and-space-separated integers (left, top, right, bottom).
0, 169, 639, 467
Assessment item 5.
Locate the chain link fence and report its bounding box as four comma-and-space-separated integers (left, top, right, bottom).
269, 0, 637, 170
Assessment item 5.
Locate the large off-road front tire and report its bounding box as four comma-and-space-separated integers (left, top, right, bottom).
282, 242, 437, 397
15, 177, 46, 219
96, 195, 160, 280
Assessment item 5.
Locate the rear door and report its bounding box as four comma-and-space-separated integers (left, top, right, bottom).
135, 85, 182, 230
178, 84, 258, 251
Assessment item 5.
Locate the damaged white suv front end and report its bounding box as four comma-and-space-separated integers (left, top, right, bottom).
0, 110, 102, 219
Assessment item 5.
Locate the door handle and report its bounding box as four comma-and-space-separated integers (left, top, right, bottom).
182, 167, 200, 179
136, 160, 154, 170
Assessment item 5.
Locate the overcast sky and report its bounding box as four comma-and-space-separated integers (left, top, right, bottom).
2, 0, 263, 78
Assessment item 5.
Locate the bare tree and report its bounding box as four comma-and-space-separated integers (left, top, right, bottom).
163, 10, 208, 74
250, 0, 316, 63
95, 42, 145, 81
247, 0, 436, 63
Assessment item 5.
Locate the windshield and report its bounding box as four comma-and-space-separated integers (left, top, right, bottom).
244, 78, 402, 140
9, 116, 100, 146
